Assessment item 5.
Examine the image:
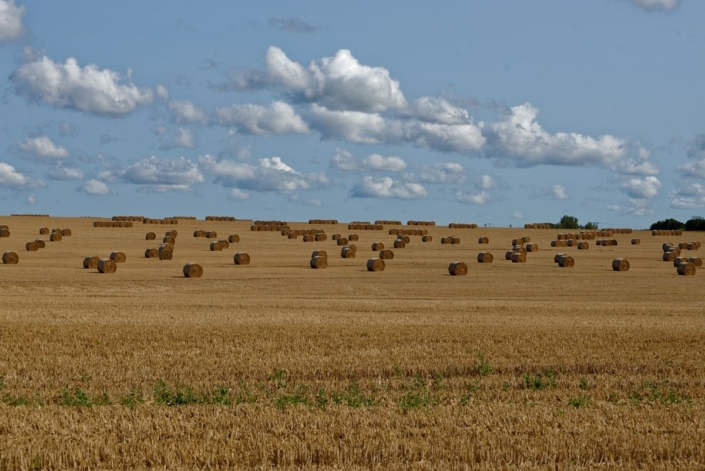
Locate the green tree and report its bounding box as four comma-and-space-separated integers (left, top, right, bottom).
650, 218, 685, 231
685, 217, 705, 231
583, 222, 599, 230
557, 215, 579, 229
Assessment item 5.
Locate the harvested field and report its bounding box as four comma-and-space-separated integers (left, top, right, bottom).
0, 216, 703, 469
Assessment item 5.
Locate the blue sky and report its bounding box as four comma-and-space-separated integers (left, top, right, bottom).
1, 0, 703, 227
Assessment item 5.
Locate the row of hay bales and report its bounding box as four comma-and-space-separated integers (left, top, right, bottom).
112, 216, 144, 222
205, 216, 236, 221
25, 239, 46, 251
285, 229, 326, 241
524, 223, 553, 229
82, 251, 126, 273
556, 231, 620, 240
94, 221, 134, 228
448, 223, 478, 229
146, 230, 178, 260
407, 221, 435, 226
308, 248, 386, 271
653, 230, 683, 236
143, 218, 179, 225
210, 235, 239, 251
389, 228, 428, 236
348, 224, 384, 230
254, 220, 287, 226
252, 224, 290, 231
551, 239, 591, 249
375, 220, 401, 225
662, 241, 701, 275
173, 216, 197, 220
552, 253, 575, 267
309, 219, 338, 224
10, 214, 49, 217
193, 230, 219, 238
0, 225, 10, 237
441, 237, 461, 245
502, 237, 538, 263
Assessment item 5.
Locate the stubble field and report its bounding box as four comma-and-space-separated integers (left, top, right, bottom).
0, 216, 703, 470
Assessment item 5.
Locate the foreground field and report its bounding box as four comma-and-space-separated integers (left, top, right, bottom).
1, 217, 704, 469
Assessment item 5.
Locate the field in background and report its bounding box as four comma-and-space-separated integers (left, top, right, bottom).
0, 216, 703, 470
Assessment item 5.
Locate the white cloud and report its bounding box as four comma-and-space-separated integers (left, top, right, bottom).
59, 122, 77, 137
310, 105, 390, 144
228, 188, 250, 201
27, 194, 36, 204
400, 97, 472, 125
670, 183, 705, 209
0, 162, 44, 190
215, 100, 309, 135
199, 154, 329, 193
630, 0, 679, 11
417, 162, 466, 184
478, 175, 496, 190
607, 204, 622, 211
627, 198, 655, 216
329, 148, 406, 172
620, 176, 661, 199
160, 128, 196, 150
677, 160, 705, 179
456, 190, 492, 205
18, 136, 70, 159
78, 179, 111, 195
103, 156, 204, 192
11, 55, 154, 117
552, 184, 568, 200
156, 85, 169, 101
0, 0, 25, 41
265, 47, 406, 112
168, 99, 208, 124
351, 176, 427, 199
48, 166, 85, 181
513, 211, 523, 219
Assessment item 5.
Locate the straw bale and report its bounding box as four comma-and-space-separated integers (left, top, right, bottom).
372, 242, 385, 251
337, 237, 349, 246
234, 252, 250, 265
341, 246, 356, 258
183, 263, 203, 278
477, 252, 493, 263
39, 227, 49, 235
228, 234, 240, 243
97, 259, 117, 273
110, 251, 126, 263
144, 248, 158, 258
631, 239, 640, 245
393, 240, 406, 249
367, 258, 385, 272
448, 261, 468, 276
34, 239, 45, 248
688, 257, 702, 268
511, 253, 527, 263
25, 241, 39, 251
83, 255, 100, 269
558, 255, 574, 267
677, 262, 696, 276
146, 232, 156, 240
210, 242, 223, 251
2, 252, 18, 264
379, 249, 394, 260
612, 258, 630, 271
577, 242, 589, 250
422, 235, 432, 242
310, 256, 327, 269
312, 250, 328, 259
526, 243, 539, 252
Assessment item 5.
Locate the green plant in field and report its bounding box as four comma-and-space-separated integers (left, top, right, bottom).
153, 380, 204, 406
330, 382, 377, 408
475, 352, 494, 377
276, 383, 311, 409
210, 385, 233, 406
522, 369, 557, 390
400, 375, 441, 409
608, 392, 620, 404
119, 387, 144, 408
460, 381, 479, 406
270, 369, 287, 389
568, 394, 589, 408
93, 392, 111, 406
644, 379, 682, 406
629, 391, 642, 407
235, 379, 258, 404
59, 387, 93, 407
315, 388, 329, 409
579, 377, 589, 390
392, 362, 403, 378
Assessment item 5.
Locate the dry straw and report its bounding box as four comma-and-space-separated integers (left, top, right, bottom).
505, 251, 514, 260
393, 240, 406, 249
612, 258, 630, 271
25, 241, 39, 251
303, 235, 315, 242
478, 237, 489, 244
288, 232, 298, 239
526, 243, 539, 252
228, 234, 240, 243
379, 249, 394, 260
210, 242, 223, 251
558, 255, 574, 267
97, 259, 117, 273
234, 252, 250, 265
2, 251, 19, 264
310, 256, 327, 269
367, 258, 385, 272
159, 246, 173, 260
554, 253, 565, 263
183, 263, 203, 278
314, 233, 327, 241
0, 229, 9, 238
348, 234, 359, 241
193, 230, 206, 238
39, 227, 49, 235
372, 242, 385, 250
219, 240, 229, 249
110, 252, 126, 263
422, 235, 432, 242
61, 229, 72, 236
34, 239, 45, 248
397, 235, 410, 243
677, 262, 696, 276
513, 245, 527, 254
512, 253, 527, 263
337, 237, 349, 246
448, 261, 468, 276
631, 238, 640, 245
451, 237, 461, 245
688, 257, 702, 268
144, 248, 158, 258
146, 232, 156, 240
341, 246, 357, 258
83, 255, 100, 269
577, 242, 589, 250
673, 256, 690, 267
312, 250, 328, 259
511, 238, 524, 246
50, 232, 62, 242
477, 252, 493, 263
663, 252, 676, 262
206, 231, 218, 239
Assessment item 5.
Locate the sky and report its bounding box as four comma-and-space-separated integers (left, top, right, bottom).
0, 0, 703, 227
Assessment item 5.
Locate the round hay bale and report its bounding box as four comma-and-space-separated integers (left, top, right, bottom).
631, 238, 640, 245
677, 262, 696, 276
397, 235, 410, 244
674, 256, 689, 267
448, 261, 468, 276
393, 240, 406, 249
526, 243, 539, 252
110, 251, 126, 263
210, 242, 223, 251
288, 232, 298, 239
506, 251, 514, 260
34, 239, 45, 248
206, 231, 217, 239
662, 243, 674, 252
612, 258, 630, 271
522, 236, 532, 243
61, 229, 72, 236
310, 256, 328, 269
193, 230, 205, 238
337, 237, 349, 246
219, 240, 229, 249
367, 258, 385, 272
379, 249, 394, 260
50, 232, 62, 242
513, 245, 527, 254
440, 237, 449, 244
663, 252, 676, 262
159, 248, 173, 260
372, 242, 384, 250
25, 241, 39, 251
234, 252, 250, 265
511, 253, 527, 264
512, 238, 524, 246
550, 241, 558, 247
83, 255, 100, 269
39, 227, 49, 235
422, 235, 432, 242
303, 235, 315, 242
163, 236, 176, 245
611, 239, 618, 246
567, 240, 576, 247
348, 234, 359, 241
144, 248, 158, 258
97, 259, 117, 273
0, 229, 9, 238
558, 255, 574, 268
451, 237, 461, 245
596, 239, 602, 246
312, 250, 328, 259
2, 252, 18, 264
228, 234, 240, 243
341, 246, 356, 258
331, 234, 340, 240
183, 263, 203, 278
477, 252, 493, 263
554, 253, 565, 263
577, 242, 589, 250
146, 232, 156, 240
314, 233, 327, 241
478, 237, 489, 244
688, 257, 702, 268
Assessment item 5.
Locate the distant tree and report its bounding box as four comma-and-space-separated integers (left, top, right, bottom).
685, 216, 705, 231
650, 218, 685, 231
557, 215, 579, 229
583, 222, 599, 230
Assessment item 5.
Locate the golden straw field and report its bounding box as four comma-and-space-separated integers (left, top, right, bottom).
1, 216, 704, 470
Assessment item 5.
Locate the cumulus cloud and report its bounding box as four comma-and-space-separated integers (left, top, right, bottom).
27, 194, 36, 204
416, 162, 466, 184
351, 176, 427, 199
607, 204, 622, 211
0, 0, 25, 41
670, 183, 705, 209
59, 122, 78, 137
456, 190, 492, 205
621, 176, 661, 199
47, 166, 85, 181
18, 136, 70, 159
102, 156, 204, 192
77, 179, 111, 195
627, 198, 656, 216
0, 162, 44, 190
269, 17, 317, 34
552, 184, 568, 200
228, 188, 250, 201
160, 128, 195, 150
168, 99, 209, 124
215, 100, 309, 135
156, 85, 169, 101
513, 211, 524, 219
677, 160, 705, 179
11, 54, 154, 117
329, 148, 406, 172
478, 175, 496, 190
199, 154, 329, 193
630, 0, 679, 11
